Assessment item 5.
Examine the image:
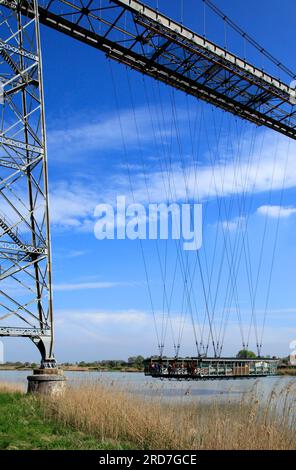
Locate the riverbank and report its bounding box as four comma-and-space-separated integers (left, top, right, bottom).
277, 367, 296, 376
0, 366, 143, 373
0, 380, 295, 450
61, 366, 142, 372
1, 365, 295, 376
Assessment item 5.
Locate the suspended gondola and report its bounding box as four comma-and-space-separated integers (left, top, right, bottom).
144, 356, 279, 380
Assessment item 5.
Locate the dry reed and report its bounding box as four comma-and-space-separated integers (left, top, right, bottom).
0, 382, 24, 393
40, 380, 296, 450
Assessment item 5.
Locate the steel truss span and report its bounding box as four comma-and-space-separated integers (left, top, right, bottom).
0, 0, 55, 367
144, 357, 279, 380
15, 0, 296, 140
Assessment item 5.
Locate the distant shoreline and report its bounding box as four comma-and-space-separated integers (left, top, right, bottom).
0, 366, 143, 373
276, 367, 296, 376
0, 366, 295, 375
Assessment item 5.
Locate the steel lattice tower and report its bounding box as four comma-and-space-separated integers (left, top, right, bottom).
0, 0, 55, 367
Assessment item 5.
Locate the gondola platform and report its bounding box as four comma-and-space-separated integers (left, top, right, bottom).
144, 356, 279, 380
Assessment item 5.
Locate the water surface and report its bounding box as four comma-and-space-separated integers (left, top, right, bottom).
1, 369, 295, 406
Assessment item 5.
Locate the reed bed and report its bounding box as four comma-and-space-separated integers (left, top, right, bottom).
0, 382, 24, 393
40, 380, 296, 450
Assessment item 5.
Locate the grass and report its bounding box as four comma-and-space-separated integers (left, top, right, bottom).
0, 383, 127, 450
0, 380, 296, 450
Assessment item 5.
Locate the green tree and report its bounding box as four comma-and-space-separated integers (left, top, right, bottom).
128, 355, 144, 369
236, 349, 257, 359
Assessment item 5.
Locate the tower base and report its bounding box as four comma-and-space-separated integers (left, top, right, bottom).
27, 368, 66, 395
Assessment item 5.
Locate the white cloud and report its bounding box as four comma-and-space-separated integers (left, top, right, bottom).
73, 309, 148, 325
54, 281, 139, 291
257, 205, 296, 218
66, 250, 87, 258
52, 308, 295, 360
2, 107, 296, 236
49, 181, 97, 231
221, 216, 246, 232
126, 132, 295, 204
2, 306, 294, 361
47, 106, 189, 158
46, 123, 296, 232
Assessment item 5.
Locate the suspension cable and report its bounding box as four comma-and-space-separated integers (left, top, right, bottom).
202, 0, 296, 79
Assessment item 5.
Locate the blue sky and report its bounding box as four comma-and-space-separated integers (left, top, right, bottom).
2, 0, 296, 362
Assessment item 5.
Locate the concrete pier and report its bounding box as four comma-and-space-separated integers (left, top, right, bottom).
27, 368, 66, 395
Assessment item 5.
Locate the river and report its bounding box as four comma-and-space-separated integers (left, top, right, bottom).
0, 370, 295, 406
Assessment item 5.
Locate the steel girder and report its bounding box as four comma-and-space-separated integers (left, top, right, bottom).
15, 0, 296, 140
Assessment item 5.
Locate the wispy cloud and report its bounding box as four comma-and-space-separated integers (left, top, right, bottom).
65, 250, 87, 258
47, 121, 296, 232
47, 106, 189, 159
73, 309, 148, 325
125, 132, 295, 204
257, 205, 296, 218
54, 308, 295, 359
49, 181, 97, 231
221, 216, 246, 232
54, 281, 140, 292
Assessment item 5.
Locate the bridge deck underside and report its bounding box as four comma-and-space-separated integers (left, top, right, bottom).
15, 0, 296, 140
